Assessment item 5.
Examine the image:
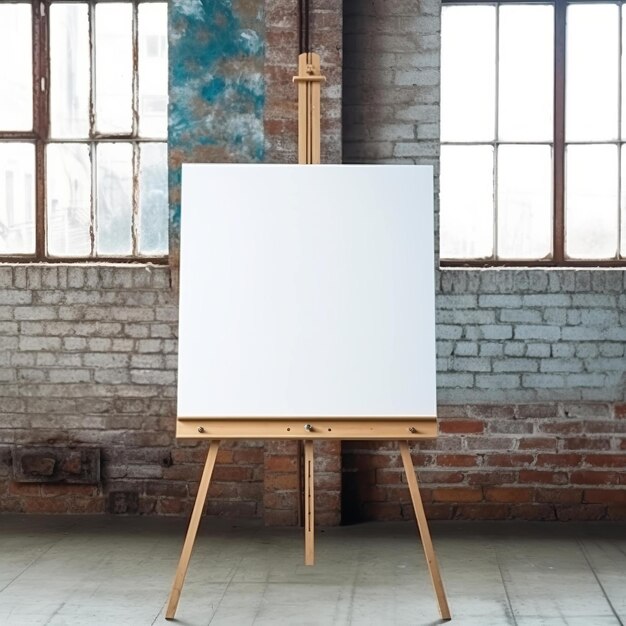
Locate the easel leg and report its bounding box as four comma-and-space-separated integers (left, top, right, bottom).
165, 440, 221, 620
304, 439, 315, 565
399, 441, 451, 621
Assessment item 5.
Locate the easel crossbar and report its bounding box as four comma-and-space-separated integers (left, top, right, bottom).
176, 417, 438, 440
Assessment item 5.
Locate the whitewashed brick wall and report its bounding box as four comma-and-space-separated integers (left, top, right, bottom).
343, 0, 626, 405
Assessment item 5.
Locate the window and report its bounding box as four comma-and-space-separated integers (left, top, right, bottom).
440, 0, 626, 266
0, 0, 168, 261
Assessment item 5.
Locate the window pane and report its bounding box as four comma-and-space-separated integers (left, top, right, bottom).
97, 143, 133, 256
47, 144, 91, 257
440, 145, 494, 259
566, 4, 619, 142
0, 143, 35, 254
566, 145, 618, 259
50, 4, 90, 138
139, 143, 168, 255
441, 6, 495, 142
95, 3, 133, 134
497, 145, 552, 259
498, 5, 553, 142
139, 3, 168, 138
0, 5, 32, 131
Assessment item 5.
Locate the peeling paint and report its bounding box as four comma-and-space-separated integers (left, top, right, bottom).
168, 0, 265, 256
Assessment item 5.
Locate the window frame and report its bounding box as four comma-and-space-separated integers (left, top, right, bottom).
440, 0, 626, 268
0, 0, 168, 264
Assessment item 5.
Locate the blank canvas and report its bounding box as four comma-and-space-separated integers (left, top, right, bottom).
178, 164, 436, 418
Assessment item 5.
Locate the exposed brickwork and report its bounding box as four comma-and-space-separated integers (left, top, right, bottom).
0, 265, 262, 518
343, 403, 626, 522
342, 0, 625, 521
265, 0, 342, 164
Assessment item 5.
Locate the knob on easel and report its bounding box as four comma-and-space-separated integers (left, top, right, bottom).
304, 424, 313, 432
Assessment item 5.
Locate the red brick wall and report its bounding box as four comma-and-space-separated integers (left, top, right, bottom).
343, 403, 626, 522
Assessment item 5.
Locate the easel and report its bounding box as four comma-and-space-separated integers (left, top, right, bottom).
165, 48, 451, 623
165, 419, 450, 620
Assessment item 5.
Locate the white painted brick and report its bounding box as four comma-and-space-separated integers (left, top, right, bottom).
437, 373, 474, 388
567, 374, 606, 387
526, 344, 551, 358
48, 369, 92, 383
522, 295, 571, 307
552, 344, 576, 358
576, 344, 599, 358
454, 342, 478, 356
540, 359, 584, 373
137, 339, 162, 353
500, 309, 542, 323
450, 357, 491, 372
522, 374, 566, 388
0, 322, 18, 335
13, 307, 57, 321
436, 341, 454, 357
504, 342, 526, 357
87, 338, 112, 351
19, 336, 61, 351
493, 359, 538, 373
0, 291, 32, 305
475, 374, 520, 389
63, 337, 88, 351
561, 327, 603, 341
83, 353, 129, 368
599, 343, 624, 357
480, 343, 504, 357
94, 369, 131, 384
515, 326, 561, 341
481, 325, 513, 340
543, 309, 567, 325
130, 369, 176, 385
130, 354, 164, 369
438, 310, 496, 324
478, 295, 522, 308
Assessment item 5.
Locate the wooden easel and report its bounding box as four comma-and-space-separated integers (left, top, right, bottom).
165, 419, 450, 620
166, 50, 450, 622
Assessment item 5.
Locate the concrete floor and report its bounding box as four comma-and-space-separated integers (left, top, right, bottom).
0, 516, 624, 626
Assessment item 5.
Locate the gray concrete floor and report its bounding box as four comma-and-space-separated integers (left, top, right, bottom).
0, 516, 624, 626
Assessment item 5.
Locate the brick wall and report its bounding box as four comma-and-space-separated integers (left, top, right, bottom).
0, 265, 264, 516
0, 2, 344, 525
343, 0, 625, 520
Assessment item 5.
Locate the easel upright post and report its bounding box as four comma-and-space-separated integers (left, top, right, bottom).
293, 52, 325, 165
304, 439, 315, 565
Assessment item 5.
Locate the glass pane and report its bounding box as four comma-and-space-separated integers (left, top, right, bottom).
497, 145, 552, 259
498, 5, 553, 142
50, 4, 90, 138
566, 145, 618, 259
566, 4, 619, 142
0, 5, 32, 131
139, 3, 168, 138
96, 3, 133, 134
440, 145, 494, 259
441, 6, 496, 142
0, 143, 35, 254
139, 143, 168, 255
97, 143, 133, 255
47, 144, 91, 257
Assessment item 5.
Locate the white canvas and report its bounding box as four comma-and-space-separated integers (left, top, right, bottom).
178, 164, 436, 418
